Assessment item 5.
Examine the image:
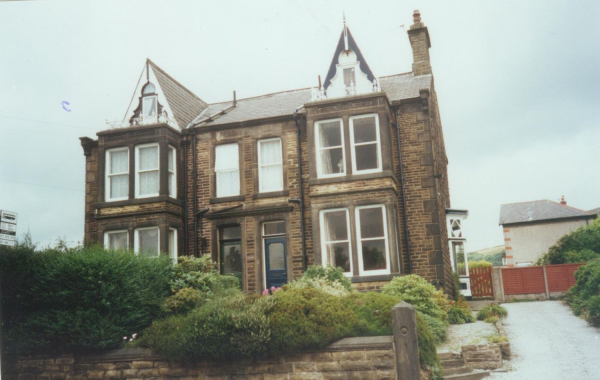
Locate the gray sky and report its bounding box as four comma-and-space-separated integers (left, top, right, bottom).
1, 0, 599, 251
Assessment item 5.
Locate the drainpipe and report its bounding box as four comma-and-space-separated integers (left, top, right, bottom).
293, 108, 307, 271
182, 134, 189, 255
394, 106, 412, 273
192, 132, 199, 257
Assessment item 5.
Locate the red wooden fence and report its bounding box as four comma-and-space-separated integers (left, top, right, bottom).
501, 263, 585, 296
470, 266, 494, 298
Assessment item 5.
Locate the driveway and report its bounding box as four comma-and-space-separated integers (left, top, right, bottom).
489, 301, 600, 379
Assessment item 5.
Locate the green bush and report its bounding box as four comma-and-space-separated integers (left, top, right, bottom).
537, 219, 600, 265
416, 312, 442, 380
170, 255, 239, 294
138, 293, 273, 361
268, 287, 357, 354
381, 275, 450, 320
451, 272, 462, 302
348, 292, 400, 336
420, 313, 448, 344
161, 287, 207, 315
301, 265, 353, 292
566, 261, 600, 325
476, 304, 508, 321
0, 245, 173, 355
288, 276, 351, 297
448, 306, 475, 325
484, 316, 499, 324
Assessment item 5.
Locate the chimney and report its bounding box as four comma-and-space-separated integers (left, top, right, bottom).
560, 195, 567, 205
407, 10, 432, 76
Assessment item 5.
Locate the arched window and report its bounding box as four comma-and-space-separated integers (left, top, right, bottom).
141, 82, 157, 117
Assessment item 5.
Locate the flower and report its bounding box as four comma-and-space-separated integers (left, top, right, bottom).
262, 289, 269, 296
123, 336, 127, 340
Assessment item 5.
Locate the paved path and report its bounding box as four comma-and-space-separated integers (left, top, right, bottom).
489, 301, 600, 380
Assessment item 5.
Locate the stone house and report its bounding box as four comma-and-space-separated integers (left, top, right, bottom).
499, 197, 596, 267
80, 11, 456, 293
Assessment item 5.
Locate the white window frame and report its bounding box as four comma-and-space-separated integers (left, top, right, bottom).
134, 226, 160, 256
104, 230, 129, 251
215, 143, 240, 198
169, 228, 178, 264
135, 143, 160, 199
349, 113, 382, 174
319, 208, 353, 276
258, 138, 283, 193
168, 145, 177, 199
315, 118, 346, 178
142, 95, 158, 117
105, 147, 129, 202
355, 204, 391, 276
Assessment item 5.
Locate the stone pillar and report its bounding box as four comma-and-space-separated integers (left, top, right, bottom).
392, 301, 420, 380
407, 10, 432, 76
492, 267, 505, 302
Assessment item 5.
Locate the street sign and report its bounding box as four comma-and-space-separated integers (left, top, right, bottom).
0, 210, 17, 247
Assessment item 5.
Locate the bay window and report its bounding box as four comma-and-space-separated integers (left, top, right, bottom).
356, 205, 390, 275
135, 143, 159, 198
168, 145, 176, 198
316, 119, 345, 178
320, 209, 352, 275
105, 147, 129, 201
258, 138, 283, 192
104, 230, 128, 251
215, 143, 240, 197
169, 228, 178, 264
134, 227, 159, 257
350, 114, 381, 173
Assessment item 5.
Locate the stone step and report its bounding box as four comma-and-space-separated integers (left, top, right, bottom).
443, 366, 472, 376
440, 359, 466, 368
439, 352, 462, 360
443, 371, 491, 380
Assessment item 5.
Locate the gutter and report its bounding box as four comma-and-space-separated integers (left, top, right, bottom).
192, 132, 199, 256
293, 106, 307, 271
393, 106, 412, 274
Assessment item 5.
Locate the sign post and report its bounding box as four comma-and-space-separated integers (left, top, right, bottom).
0, 210, 18, 247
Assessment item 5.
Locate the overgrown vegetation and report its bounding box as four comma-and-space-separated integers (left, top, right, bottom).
476, 304, 508, 321
381, 275, 451, 321
537, 219, 600, 265
567, 260, 600, 326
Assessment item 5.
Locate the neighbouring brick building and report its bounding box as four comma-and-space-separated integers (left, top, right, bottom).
499, 197, 596, 267
80, 11, 456, 293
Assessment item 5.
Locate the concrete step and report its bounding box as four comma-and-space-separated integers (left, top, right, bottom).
439, 352, 462, 360
440, 359, 466, 368
443, 371, 490, 380
443, 366, 472, 376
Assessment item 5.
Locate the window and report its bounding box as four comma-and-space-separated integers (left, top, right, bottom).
453, 242, 467, 276
320, 209, 352, 275
215, 143, 240, 197
350, 114, 381, 174
263, 221, 286, 236
142, 83, 157, 117
343, 68, 356, 87
105, 147, 129, 201
135, 227, 159, 257
135, 143, 159, 198
258, 138, 283, 192
219, 226, 242, 285
356, 205, 390, 275
168, 146, 176, 198
169, 228, 178, 264
104, 230, 128, 251
315, 119, 345, 178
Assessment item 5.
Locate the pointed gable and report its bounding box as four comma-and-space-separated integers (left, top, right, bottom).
323, 25, 375, 90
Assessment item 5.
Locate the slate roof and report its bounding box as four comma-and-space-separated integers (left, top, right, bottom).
499, 200, 596, 225
148, 59, 208, 129
192, 72, 432, 128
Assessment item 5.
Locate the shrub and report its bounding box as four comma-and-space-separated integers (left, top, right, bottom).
162, 287, 207, 315
420, 313, 448, 344
476, 304, 508, 321
170, 255, 239, 294
484, 316, 499, 324
268, 287, 357, 354
486, 334, 508, 343
537, 219, 600, 265
416, 312, 443, 380
448, 306, 475, 325
138, 293, 273, 361
468, 260, 493, 268
567, 261, 600, 325
288, 276, 351, 297
301, 265, 353, 292
382, 275, 450, 320
585, 296, 600, 326
348, 292, 400, 336
451, 272, 462, 302
0, 245, 173, 355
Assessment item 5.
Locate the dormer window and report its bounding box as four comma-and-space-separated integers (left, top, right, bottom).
343, 68, 355, 88
142, 83, 157, 117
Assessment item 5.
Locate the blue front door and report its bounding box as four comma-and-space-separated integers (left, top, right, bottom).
265, 237, 287, 289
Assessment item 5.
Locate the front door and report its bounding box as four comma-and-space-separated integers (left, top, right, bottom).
265, 237, 287, 289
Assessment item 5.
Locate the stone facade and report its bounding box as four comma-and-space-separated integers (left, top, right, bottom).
80, 12, 455, 293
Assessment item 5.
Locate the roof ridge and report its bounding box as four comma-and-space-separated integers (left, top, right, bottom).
501, 199, 553, 206
558, 202, 595, 215
208, 86, 313, 106
379, 71, 415, 79
147, 59, 208, 108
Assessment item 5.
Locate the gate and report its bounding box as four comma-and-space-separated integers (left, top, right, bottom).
469, 266, 494, 298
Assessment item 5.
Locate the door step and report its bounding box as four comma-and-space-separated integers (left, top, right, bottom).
443, 366, 471, 376
443, 372, 490, 380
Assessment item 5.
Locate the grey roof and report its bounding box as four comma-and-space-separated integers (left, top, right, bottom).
193, 72, 432, 127
148, 60, 208, 129
499, 200, 595, 225
589, 207, 600, 216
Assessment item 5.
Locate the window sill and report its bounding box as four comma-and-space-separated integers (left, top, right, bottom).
252, 190, 289, 199
308, 170, 396, 186
210, 195, 245, 204
350, 273, 402, 283
97, 195, 183, 209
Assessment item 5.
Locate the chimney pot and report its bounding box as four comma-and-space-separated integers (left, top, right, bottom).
560, 195, 567, 205
413, 9, 421, 23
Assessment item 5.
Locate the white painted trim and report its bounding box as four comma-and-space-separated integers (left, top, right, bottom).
134, 226, 160, 256
168, 145, 177, 199
104, 230, 129, 251
355, 204, 391, 276
349, 113, 382, 175
257, 138, 283, 193
142, 95, 158, 117
169, 228, 178, 264
215, 143, 240, 197
315, 118, 346, 178
135, 143, 160, 199
319, 208, 353, 276
105, 147, 129, 202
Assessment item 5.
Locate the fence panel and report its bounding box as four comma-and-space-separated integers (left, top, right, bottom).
470, 267, 494, 298
502, 267, 545, 295
546, 263, 585, 293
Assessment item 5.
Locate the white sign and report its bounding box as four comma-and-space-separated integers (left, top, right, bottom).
0, 210, 17, 247
1, 210, 18, 224
1, 222, 16, 232
0, 239, 15, 247
0, 233, 15, 241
